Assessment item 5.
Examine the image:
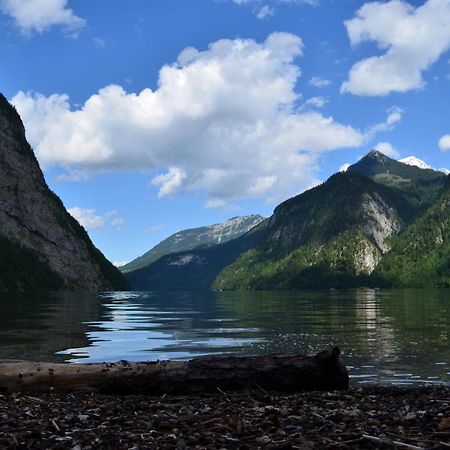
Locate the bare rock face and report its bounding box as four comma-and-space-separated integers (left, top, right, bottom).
0, 94, 128, 291
362, 192, 402, 254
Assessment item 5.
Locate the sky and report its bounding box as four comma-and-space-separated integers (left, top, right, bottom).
1, 0, 450, 266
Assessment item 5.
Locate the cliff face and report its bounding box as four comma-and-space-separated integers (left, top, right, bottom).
0, 94, 128, 291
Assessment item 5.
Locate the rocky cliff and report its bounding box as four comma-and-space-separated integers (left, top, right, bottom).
0, 94, 128, 291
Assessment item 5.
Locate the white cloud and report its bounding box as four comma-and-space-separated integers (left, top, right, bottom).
110, 217, 125, 231
151, 167, 186, 198
93, 37, 106, 48
55, 167, 88, 182
204, 199, 239, 210
364, 106, 404, 140
256, 5, 275, 19
309, 76, 331, 87
386, 107, 403, 125
232, 0, 318, 4
342, 0, 450, 96
13, 33, 366, 204
68, 207, 125, 231
302, 96, 328, 109
0, 0, 85, 35
144, 224, 166, 234
68, 207, 105, 230
231, 0, 318, 17
374, 141, 399, 158
339, 162, 350, 172
439, 134, 450, 151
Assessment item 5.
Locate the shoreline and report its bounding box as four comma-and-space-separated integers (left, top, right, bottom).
1, 386, 449, 449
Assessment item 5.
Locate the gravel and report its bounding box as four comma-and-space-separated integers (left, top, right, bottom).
0, 386, 449, 449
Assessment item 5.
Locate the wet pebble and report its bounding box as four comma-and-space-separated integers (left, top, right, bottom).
0, 386, 448, 449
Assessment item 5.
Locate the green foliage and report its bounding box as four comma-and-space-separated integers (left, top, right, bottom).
374, 187, 450, 287
266, 171, 416, 255
0, 235, 65, 291
214, 231, 373, 290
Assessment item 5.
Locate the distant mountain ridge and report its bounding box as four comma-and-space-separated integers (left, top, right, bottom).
121, 215, 264, 272
125, 149, 450, 291
0, 94, 129, 291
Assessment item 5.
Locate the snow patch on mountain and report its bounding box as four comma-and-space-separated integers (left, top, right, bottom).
399, 156, 432, 170
399, 156, 449, 175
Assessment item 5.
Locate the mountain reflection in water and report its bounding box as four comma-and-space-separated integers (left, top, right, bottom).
0, 289, 448, 385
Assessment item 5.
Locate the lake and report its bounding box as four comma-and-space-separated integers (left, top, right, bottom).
0, 289, 448, 386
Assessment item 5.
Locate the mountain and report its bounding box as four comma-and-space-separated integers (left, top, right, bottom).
215, 151, 448, 290
348, 150, 445, 189
0, 94, 129, 291
348, 150, 446, 216
121, 215, 264, 272
125, 149, 450, 291
125, 220, 267, 290
373, 177, 450, 287
214, 171, 413, 290
399, 156, 432, 170
399, 155, 450, 175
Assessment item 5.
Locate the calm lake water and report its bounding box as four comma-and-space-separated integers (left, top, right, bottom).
0, 289, 449, 386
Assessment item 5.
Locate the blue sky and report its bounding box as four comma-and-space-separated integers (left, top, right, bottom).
1, 0, 450, 265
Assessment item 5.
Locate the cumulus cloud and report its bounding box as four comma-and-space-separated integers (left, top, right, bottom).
230, 0, 318, 18
342, 0, 450, 96
374, 141, 400, 158
439, 134, 450, 151
232, 0, 318, 4
68, 207, 124, 231
13, 33, 367, 204
0, 0, 85, 35
256, 5, 275, 19
68, 207, 105, 230
309, 76, 331, 88
364, 106, 404, 141
302, 96, 328, 109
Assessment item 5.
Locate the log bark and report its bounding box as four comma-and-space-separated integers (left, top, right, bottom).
0, 347, 348, 394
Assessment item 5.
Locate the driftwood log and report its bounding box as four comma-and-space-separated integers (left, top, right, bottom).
0, 347, 348, 394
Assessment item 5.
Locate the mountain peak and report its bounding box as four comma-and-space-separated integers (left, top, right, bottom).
348, 148, 446, 193
399, 156, 432, 170
398, 155, 449, 175
364, 149, 392, 162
